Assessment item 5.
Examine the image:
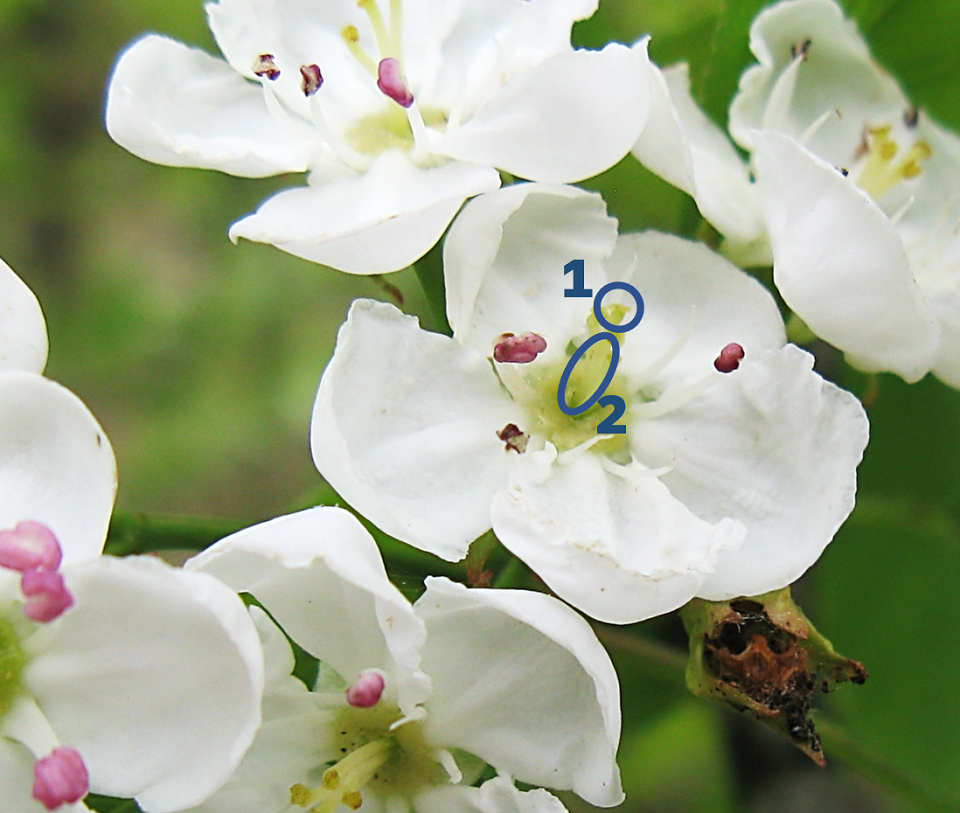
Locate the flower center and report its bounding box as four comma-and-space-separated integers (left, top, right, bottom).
0, 611, 25, 720
498, 304, 634, 456
291, 702, 447, 812
854, 124, 931, 202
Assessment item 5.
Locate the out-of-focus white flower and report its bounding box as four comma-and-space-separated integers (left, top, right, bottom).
310, 184, 869, 624
0, 260, 264, 813
184, 505, 622, 813
637, 0, 958, 384
105, 0, 651, 275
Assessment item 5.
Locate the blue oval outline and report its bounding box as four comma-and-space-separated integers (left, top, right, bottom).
556, 332, 620, 416
593, 281, 644, 333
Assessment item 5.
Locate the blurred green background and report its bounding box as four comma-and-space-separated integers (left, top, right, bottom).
3, 0, 960, 811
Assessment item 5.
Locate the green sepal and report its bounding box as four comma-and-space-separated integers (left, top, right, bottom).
679, 587, 866, 766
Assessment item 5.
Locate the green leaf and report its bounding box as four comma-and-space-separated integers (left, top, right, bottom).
813, 496, 960, 805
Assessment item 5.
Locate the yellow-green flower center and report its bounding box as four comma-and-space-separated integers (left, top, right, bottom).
507, 304, 636, 457
856, 124, 931, 201
291, 702, 447, 813
345, 106, 447, 156
0, 611, 25, 719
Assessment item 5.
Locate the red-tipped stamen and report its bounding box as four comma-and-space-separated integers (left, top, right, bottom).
714, 343, 745, 373
493, 332, 547, 364
346, 671, 386, 708
21, 570, 73, 623
33, 748, 89, 810
497, 424, 529, 454
0, 521, 62, 573
377, 58, 413, 108
300, 64, 323, 96
252, 54, 280, 80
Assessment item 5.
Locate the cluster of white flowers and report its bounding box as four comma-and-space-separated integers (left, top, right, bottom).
5, 0, 953, 808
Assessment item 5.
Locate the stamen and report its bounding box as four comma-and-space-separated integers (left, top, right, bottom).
493, 332, 547, 364
377, 58, 414, 108
307, 95, 372, 171
790, 38, 812, 60
358, 0, 393, 58
497, 423, 529, 454
761, 56, 803, 132
631, 373, 718, 420
405, 102, 430, 160
856, 126, 931, 200
346, 671, 385, 708
904, 106, 920, 128
32, 747, 89, 810
0, 521, 62, 573
252, 54, 280, 80
389, 0, 403, 57
341, 26, 378, 78
20, 569, 74, 623
300, 64, 324, 97
714, 343, 745, 373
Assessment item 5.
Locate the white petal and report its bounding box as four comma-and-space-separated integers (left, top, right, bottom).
443, 183, 618, 351
633, 63, 765, 247
181, 607, 330, 813
0, 259, 46, 374
416, 578, 622, 806
23, 556, 265, 813
0, 373, 115, 566
729, 0, 906, 159
311, 300, 516, 560
228, 153, 500, 274
634, 344, 869, 599
433, 43, 650, 183
186, 506, 431, 716
415, 776, 569, 813
754, 131, 939, 379
492, 450, 745, 624
0, 738, 89, 813
610, 231, 785, 388
106, 34, 313, 178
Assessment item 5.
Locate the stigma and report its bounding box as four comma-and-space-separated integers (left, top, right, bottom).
855, 125, 931, 201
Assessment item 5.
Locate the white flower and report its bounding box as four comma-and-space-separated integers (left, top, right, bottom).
631, 62, 769, 265
0, 260, 265, 813
105, 0, 651, 275
184, 505, 622, 813
310, 184, 869, 623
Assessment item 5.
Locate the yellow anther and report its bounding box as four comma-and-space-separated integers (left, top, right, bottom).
344, 791, 364, 810
321, 769, 341, 790
341, 24, 377, 76
290, 784, 311, 806
856, 127, 931, 200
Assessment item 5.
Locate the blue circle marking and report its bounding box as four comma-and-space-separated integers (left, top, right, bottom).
593, 281, 644, 333
556, 332, 621, 416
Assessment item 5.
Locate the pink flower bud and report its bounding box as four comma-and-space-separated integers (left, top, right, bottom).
377, 58, 414, 108
33, 747, 89, 810
0, 521, 62, 573
346, 671, 385, 708
493, 332, 548, 364
21, 569, 74, 623
714, 343, 745, 373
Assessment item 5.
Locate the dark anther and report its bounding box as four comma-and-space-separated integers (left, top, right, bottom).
904, 106, 920, 128
790, 38, 812, 60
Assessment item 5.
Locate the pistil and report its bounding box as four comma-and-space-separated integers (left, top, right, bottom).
290, 738, 396, 813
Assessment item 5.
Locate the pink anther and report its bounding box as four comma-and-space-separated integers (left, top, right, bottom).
0, 521, 63, 573
377, 58, 414, 108
21, 569, 74, 623
493, 332, 548, 364
346, 671, 386, 708
33, 747, 89, 810
714, 343, 745, 373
